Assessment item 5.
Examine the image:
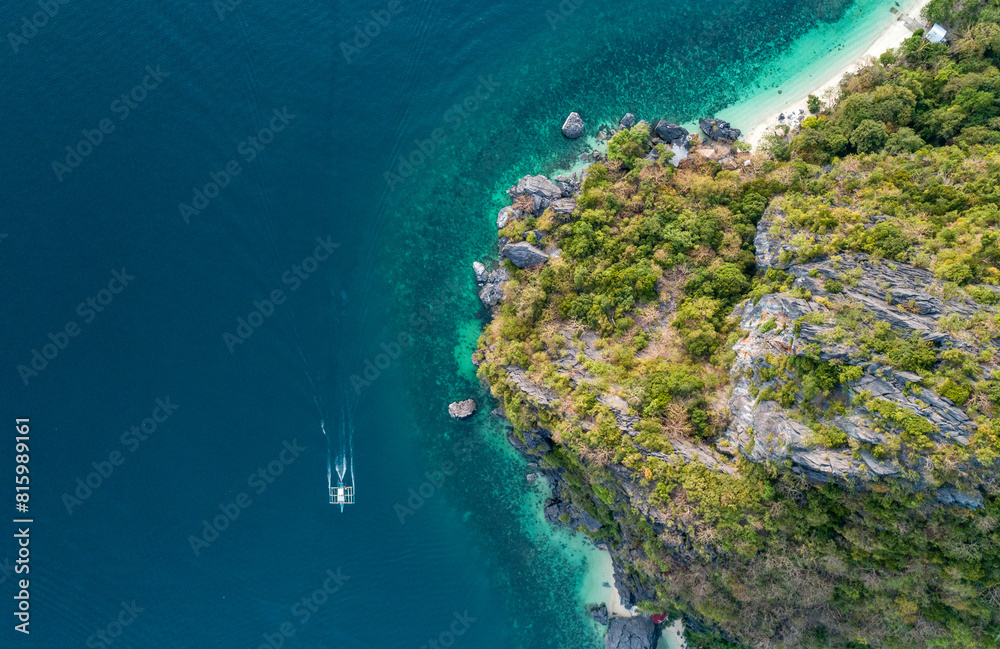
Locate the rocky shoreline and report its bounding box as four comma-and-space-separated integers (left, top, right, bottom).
458, 101, 998, 647
466, 113, 747, 649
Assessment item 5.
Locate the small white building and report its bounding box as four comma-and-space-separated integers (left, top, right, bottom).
926, 23, 947, 43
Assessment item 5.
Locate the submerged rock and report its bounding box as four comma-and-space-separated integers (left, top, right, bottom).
605, 616, 657, 649
448, 399, 477, 419
501, 241, 549, 268
562, 111, 585, 138
699, 117, 742, 141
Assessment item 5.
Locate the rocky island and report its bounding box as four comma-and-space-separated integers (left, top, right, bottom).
471, 6, 1000, 647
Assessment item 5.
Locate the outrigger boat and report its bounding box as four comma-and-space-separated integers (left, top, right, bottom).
330, 480, 354, 511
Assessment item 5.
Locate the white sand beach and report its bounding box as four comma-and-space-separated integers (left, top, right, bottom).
714, 0, 934, 149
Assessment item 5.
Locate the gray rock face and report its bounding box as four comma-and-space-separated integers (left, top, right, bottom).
613, 560, 657, 609
544, 498, 602, 532
501, 241, 549, 268
472, 261, 487, 284
937, 487, 984, 509
496, 206, 520, 229
722, 227, 984, 495
553, 173, 581, 198
507, 175, 563, 213
562, 111, 585, 138
654, 121, 688, 146
505, 366, 559, 405
619, 113, 636, 129
753, 206, 797, 270
550, 198, 577, 216
699, 117, 742, 141
479, 268, 509, 307
448, 399, 476, 419
589, 604, 609, 626
605, 616, 657, 649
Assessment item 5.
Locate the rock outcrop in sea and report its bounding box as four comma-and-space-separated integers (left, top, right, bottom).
562, 111, 585, 138
448, 399, 477, 419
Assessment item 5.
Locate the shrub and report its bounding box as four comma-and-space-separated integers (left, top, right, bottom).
823, 279, 844, 293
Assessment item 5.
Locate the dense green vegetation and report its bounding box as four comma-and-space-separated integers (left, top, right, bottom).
478, 3, 1000, 647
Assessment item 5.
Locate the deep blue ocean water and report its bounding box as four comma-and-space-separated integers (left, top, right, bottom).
0, 0, 901, 646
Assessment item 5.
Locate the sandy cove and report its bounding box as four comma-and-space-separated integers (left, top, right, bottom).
744, 0, 934, 149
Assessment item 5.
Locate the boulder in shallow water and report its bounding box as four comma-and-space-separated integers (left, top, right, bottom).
619, 113, 635, 129
562, 111, 585, 138
501, 241, 549, 268
472, 261, 487, 284
448, 399, 477, 419
605, 616, 657, 649
479, 267, 509, 307
699, 117, 742, 142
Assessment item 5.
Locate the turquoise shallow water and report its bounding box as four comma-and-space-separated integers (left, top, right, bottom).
0, 0, 903, 646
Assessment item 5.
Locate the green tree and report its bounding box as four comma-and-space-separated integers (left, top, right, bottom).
884, 127, 925, 153
850, 119, 887, 153
807, 94, 821, 114
608, 123, 650, 167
